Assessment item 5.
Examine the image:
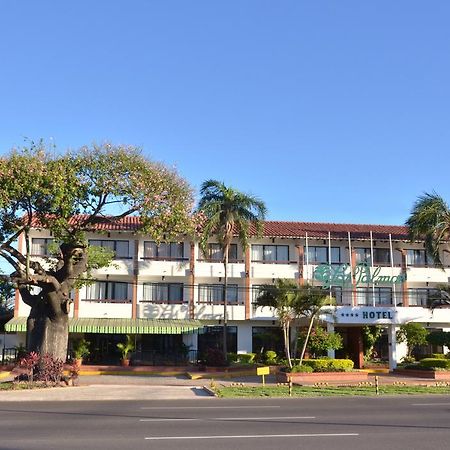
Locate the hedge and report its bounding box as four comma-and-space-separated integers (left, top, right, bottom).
418, 358, 450, 369
295, 359, 354, 372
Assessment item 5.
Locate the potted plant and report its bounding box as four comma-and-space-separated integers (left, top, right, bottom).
72, 338, 90, 366
117, 335, 135, 366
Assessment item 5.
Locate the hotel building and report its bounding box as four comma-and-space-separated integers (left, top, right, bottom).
4, 218, 450, 369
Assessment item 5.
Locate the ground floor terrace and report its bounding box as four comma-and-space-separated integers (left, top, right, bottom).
2, 304, 450, 368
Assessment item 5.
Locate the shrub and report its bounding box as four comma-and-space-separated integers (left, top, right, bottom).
227, 353, 238, 363
264, 350, 278, 365
35, 354, 64, 384
290, 364, 313, 373
237, 353, 256, 364
418, 358, 450, 370
302, 358, 354, 372
431, 353, 446, 359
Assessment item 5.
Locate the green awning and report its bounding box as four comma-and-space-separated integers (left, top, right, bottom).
5, 317, 205, 334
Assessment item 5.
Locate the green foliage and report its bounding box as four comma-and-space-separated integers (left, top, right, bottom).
431, 353, 446, 359
72, 338, 90, 359
406, 192, 450, 266
237, 353, 256, 364
427, 331, 450, 348
397, 323, 429, 357
197, 180, 267, 257
117, 335, 135, 360
362, 326, 383, 360
290, 364, 314, 373
298, 327, 343, 357
418, 358, 450, 369
301, 358, 354, 372
227, 353, 238, 363
264, 350, 278, 365
0, 142, 194, 290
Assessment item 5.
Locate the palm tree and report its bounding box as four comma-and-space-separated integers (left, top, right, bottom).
197, 180, 267, 359
254, 279, 299, 368
406, 192, 450, 266
255, 280, 333, 368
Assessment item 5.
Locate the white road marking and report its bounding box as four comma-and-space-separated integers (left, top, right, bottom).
145, 433, 359, 440
141, 405, 281, 410
140, 418, 198, 422
139, 416, 315, 422
220, 416, 316, 420
412, 402, 450, 406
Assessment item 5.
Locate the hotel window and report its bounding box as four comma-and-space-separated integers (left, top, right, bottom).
142, 283, 184, 304
354, 248, 391, 265
252, 245, 289, 262
31, 238, 54, 256
406, 249, 432, 266
204, 243, 238, 261
198, 284, 239, 305
305, 246, 340, 264
85, 281, 130, 303
408, 288, 440, 307
356, 287, 392, 306
330, 286, 344, 305
143, 241, 184, 260
88, 239, 130, 259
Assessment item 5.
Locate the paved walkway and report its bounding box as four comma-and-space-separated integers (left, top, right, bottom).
1, 369, 447, 401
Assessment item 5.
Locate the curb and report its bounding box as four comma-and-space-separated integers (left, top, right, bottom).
202, 385, 218, 397
0, 372, 11, 381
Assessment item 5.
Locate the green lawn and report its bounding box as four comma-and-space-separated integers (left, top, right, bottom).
216, 384, 450, 398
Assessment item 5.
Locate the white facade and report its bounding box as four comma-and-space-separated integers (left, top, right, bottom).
7, 222, 450, 368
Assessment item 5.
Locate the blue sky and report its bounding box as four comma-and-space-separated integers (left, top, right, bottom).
0, 1, 449, 225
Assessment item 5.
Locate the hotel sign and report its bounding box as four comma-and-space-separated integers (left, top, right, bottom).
334, 307, 396, 324
313, 263, 406, 289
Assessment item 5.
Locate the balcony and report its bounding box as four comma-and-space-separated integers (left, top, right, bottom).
195, 260, 245, 278
250, 261, 297, 280
139, 258, 190, 277
194, 303, 246, 320
138, 302, 190, 320
93, 258, 134, 276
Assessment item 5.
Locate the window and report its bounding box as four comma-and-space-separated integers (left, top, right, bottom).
354, 248, 391, 265
406, 249, 432, 266
198, 284, 239, 305
355, 248, 371, 264
204, 243, 238, 261
31, 238, 54, 256
85, 282, 130, 303
142, 283, 184, 304
330, 286, 344, 305
252, 245, 289, 262
88, 240, 130, 259
143, 241, 184, 260
356, 287, 392, 306
251, 284, 265, 304
408, 288, 440, 307
305, 246, 340, 264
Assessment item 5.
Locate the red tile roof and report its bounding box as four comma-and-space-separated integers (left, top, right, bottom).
30, 215, 410, 241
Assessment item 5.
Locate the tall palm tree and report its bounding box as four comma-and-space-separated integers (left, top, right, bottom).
406, 192, 450, 266
197, 180, 267, 359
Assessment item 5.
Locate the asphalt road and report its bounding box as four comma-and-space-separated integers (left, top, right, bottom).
1, 396, 450, 450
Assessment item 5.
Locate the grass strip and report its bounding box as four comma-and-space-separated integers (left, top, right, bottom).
216, 385, 450, 398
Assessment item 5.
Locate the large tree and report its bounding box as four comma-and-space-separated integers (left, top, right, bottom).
406, 192, 450, 266
0, 143, 193, 360
197, 180, 266, 358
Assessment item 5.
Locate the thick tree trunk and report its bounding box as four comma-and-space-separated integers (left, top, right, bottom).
26, 291, 69, 362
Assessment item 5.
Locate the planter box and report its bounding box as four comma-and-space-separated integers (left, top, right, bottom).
394, 368, 450, 380
277, 370, 369, 384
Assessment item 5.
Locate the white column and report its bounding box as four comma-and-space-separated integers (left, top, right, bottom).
326, 323, 335, 359
388, 325, 397, 370
237, 322, 253, 354
388, 325, 408, 370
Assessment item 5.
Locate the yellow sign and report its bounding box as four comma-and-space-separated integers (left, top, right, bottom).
257, 367, 270, 376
